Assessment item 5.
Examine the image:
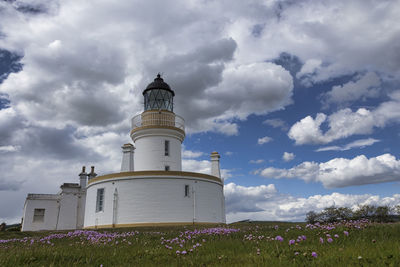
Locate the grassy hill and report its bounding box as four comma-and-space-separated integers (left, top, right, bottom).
1, 220, 399, 266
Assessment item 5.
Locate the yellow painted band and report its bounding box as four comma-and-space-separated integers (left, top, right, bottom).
84, 222, 222, 229
88, 170, 222, 185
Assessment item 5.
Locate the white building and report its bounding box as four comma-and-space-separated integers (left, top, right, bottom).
21, 75, 226, 231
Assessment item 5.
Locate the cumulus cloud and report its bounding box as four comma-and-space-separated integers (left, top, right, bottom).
0, 0, 399, 223
259, 153, 400, 188
258, 136, 273, 145
288, 91, 400, 145
282, 152, 295, 162
225, 182, 400, 222
316, 138, 380, 152
321, 72, 381, 108
224, 183, 277, 213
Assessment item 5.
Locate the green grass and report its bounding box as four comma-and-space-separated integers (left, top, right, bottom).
1, 221, 399, 266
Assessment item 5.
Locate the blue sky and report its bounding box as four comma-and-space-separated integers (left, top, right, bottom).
1, 0, 400, 223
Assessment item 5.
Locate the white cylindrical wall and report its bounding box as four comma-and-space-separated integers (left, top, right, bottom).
133, 135, 182, 171
84, 176, 224, 228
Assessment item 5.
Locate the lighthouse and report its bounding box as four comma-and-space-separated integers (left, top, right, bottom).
82, 75, 226, 228
130, 74, 185, 172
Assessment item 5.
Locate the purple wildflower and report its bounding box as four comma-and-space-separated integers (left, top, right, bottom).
327, 238, 333, 243
275, 235, 284, 242
319, 237, 324, 244
343, 231, 349, 236
289, 239, 295, 245
311, 252, 318, 258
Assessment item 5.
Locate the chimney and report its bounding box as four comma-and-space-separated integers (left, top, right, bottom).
121, 143, 135, 172
210, 151, 221, 178
79, 166, 88, 189
88, 166, 97, 180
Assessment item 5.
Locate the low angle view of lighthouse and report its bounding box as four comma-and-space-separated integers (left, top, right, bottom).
21, 75, 226, 231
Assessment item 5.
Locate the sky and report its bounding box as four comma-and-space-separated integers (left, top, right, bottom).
1, 0, 400, 224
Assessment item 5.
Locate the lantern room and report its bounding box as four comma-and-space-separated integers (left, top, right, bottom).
142, 74, 175, 112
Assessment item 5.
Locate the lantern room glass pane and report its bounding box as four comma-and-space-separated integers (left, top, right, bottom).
144, 89, 173, 112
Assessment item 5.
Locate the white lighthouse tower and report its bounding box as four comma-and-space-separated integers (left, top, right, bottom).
83, 75, 226, 228
131, 74, 185, 172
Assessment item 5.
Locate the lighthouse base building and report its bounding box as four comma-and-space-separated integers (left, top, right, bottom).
21, 75, 226, 231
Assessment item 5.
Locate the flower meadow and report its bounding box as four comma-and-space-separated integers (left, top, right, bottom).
1, 220, 399, 266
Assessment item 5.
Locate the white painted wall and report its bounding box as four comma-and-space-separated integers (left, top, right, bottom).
84, 175, 225, 228
22, 196, 59, 231
22, 185, 87, 231
133, 132, 182, 171
121, 144, 135, 172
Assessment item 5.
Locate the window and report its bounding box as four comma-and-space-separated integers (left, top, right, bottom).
165, 165, 170, 171
184, 185, 190, 197
165, 140, 170, 156
33, 208, 45, 222
96, 188, 105, 212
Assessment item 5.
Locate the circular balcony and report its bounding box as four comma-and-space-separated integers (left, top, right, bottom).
131, 110, 185, 132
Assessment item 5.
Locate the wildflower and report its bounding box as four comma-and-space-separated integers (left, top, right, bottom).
358, 256, 362, 259
289, 239, 295, 245
182, 250, 187, 255
343, 231, 349, 236
334, 234, 339, 238
319, 237, 324, 244
294, 252, 299, 256
327, 238, 333, 243
176, 250, 180, 254
311, 252, 318, 258
372, 239, 376, 243
275, 235, 284, 242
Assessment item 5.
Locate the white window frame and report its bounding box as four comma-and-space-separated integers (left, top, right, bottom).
33, 208, 45, 222
96, 188, 105, 212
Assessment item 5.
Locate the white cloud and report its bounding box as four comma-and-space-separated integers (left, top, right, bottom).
259, 153, 400, 188
321, 72, 380, 108
249, 159, 264, 164
0, 0, 400, 224
0, 145, 20, 153
225, 182, 400, 223
282, 152, 295, 162
258, 136, 273, 145
263, 118, 288, 131
316, 138, 380, 152
182, 158, 232, 180
182, 148, 204, 159
288, 91, 400, 145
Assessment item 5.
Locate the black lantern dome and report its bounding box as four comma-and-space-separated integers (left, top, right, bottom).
143, 74, 175, 112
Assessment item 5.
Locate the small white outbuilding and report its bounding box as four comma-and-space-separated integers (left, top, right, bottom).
21, 75, 226, 231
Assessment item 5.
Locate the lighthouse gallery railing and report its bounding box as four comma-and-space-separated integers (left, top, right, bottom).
131, 111, 185, 131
